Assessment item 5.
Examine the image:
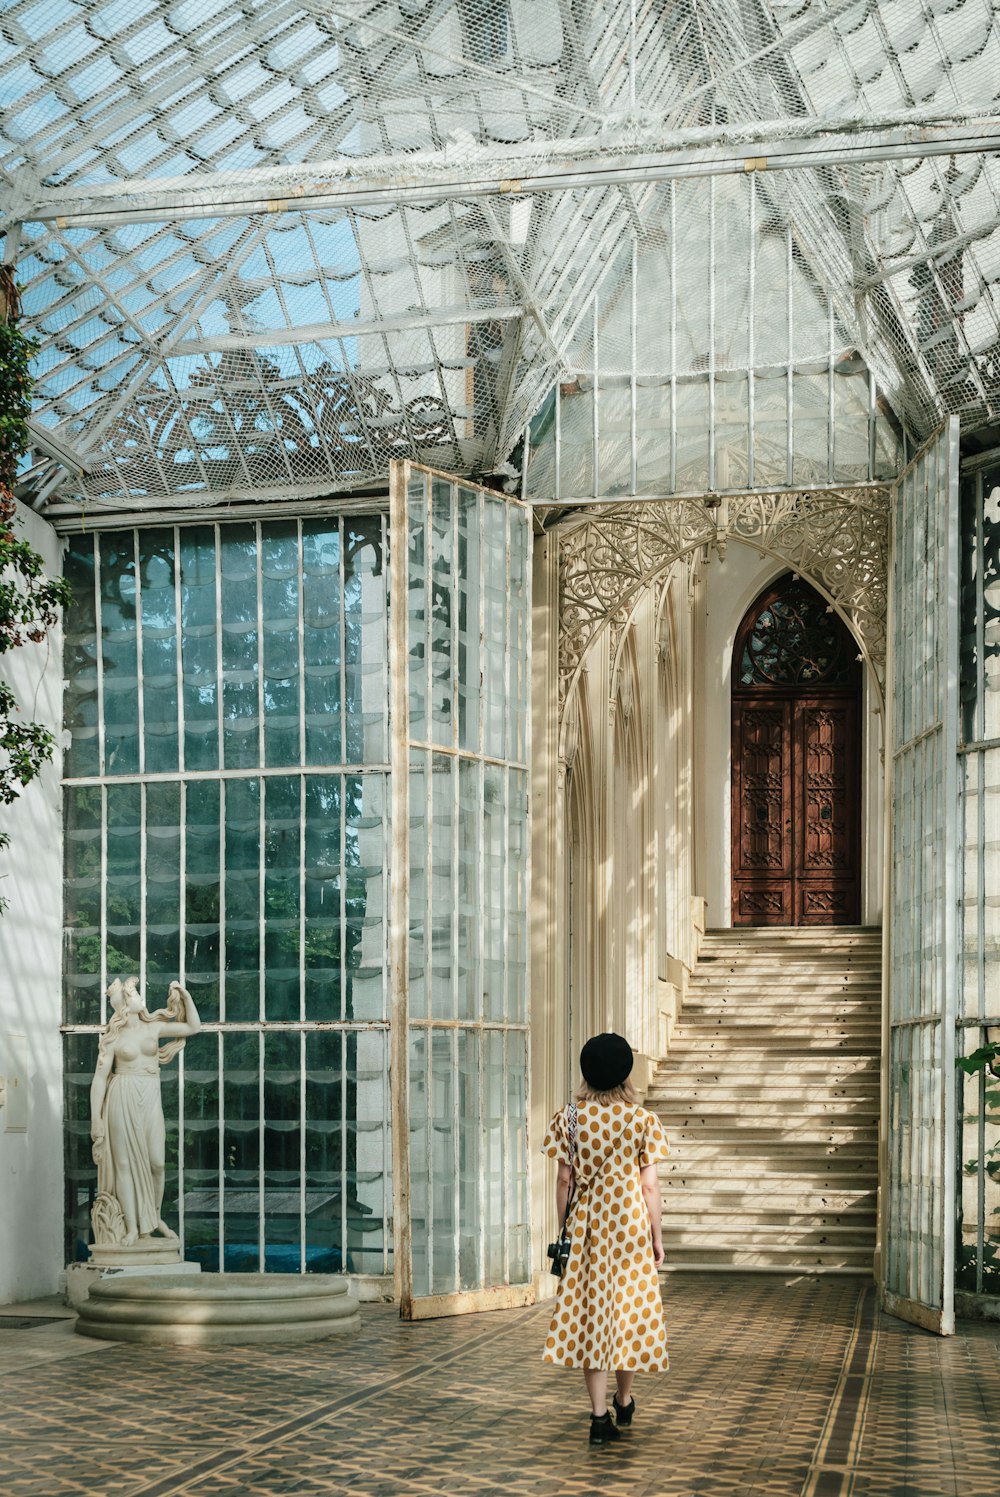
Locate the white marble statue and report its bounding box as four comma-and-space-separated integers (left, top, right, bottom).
90, 977, 202, 1247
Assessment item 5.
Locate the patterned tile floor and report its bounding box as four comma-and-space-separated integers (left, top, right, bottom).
0, 1275, 997, 1497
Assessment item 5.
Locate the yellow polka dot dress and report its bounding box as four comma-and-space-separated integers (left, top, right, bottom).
541, 1102, 670, 1370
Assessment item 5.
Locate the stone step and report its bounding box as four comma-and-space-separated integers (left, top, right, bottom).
655, 1149, 874, 1173
664, 1155, 877, 1177
667, 1133, 877, 1154
662, 1222, 875, 1246
679, 1007, 880, 1022
648, 1079, 879, 1099
690, 967, 882, 980
669, 1035, 879, 1052
660, 1055, 879, 1077
660, 1193, 876, 1217
654, 1099, 879, 1120
682, 988, 880, 999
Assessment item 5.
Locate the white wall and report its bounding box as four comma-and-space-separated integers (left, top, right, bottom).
694, 542, 884, 929
0, 499, 64, 1303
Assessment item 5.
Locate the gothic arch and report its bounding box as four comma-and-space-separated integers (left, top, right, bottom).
557, 486, 890, 744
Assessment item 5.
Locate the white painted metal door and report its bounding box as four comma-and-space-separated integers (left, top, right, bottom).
882, 418, 960, 1334
389, 461, 532, 1319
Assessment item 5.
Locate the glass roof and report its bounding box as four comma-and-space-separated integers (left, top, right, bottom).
4, 0, 1000, 515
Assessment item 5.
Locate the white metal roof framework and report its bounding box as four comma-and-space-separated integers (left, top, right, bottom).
5, 0, 1000, 516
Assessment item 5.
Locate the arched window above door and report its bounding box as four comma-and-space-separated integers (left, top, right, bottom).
736, 576, 857, 689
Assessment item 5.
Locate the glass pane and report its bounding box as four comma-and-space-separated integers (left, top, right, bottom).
408, 1028, 430, 1297
483, 1028, 506, 1285
349, 1028, 391, 1276
305, 1030, 345, 1274
138, 533, 179, 773
185, 778, 221, 1023
430, 477, 455, 747
63, 1032, 98, 1263
179, 526, 219, 771
302, 518, 342, 766
753, 372, 787, 487
457, 1030, 481, 1291
508, 512, 529, 764
100, 532, 140, 775
715, 373, 750, 491
457, 759, 481, 1022
222, 1028, 261, 1271
597, 383, 630, 496
457, 486, 481, 754
408, 752, 428, 1022
63, 537, 100, 779
483, 764, 506, 1022
792, 373, 830, 486
482, 496, 507, 758
431, 1027, 458, 1295
507, 768, 528, 1025
407, 472, 428, 743
183, 1032, 221, 1270
506, 1028, 530, 1285
264, 775, 300, 1021
345, 773, 387, 1021
674, 380, 710, 492
635, 384, 671, 497
345, 517, 387, 764
145, 780, 180, 982
63, 785, 102, 1025
305, 775, 342, 1022
224, 777, 260, 1022
430, 754, 456, 1019
263, 1030, 302, 1271
105, 782, 141, 975
261, 521, 300, 768
220, 523, 260, 771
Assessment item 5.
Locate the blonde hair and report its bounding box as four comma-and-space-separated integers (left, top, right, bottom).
575, 1077, 638, 1106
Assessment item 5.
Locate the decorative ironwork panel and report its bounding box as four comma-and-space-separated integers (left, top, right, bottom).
557, 486, 890, 720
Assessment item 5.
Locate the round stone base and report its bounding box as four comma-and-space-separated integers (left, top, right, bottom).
75, 1272, 361, 1346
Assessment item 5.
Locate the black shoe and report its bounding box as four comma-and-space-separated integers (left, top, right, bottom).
613, 1394, 635, 1427
589, 1412, 621, 1446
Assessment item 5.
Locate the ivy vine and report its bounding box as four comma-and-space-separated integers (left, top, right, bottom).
0, 266, 72, 911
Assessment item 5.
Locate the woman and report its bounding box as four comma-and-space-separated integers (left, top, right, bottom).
542, 1032, 670, 1446
90, 977, 202, 1246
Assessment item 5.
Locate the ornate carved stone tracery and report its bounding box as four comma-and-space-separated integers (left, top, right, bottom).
557, 486, 890, 726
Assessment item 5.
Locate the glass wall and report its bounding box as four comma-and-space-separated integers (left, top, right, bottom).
524, 175, 905, 503
62, 515, 391, 1275
958, 454, 1000, 1297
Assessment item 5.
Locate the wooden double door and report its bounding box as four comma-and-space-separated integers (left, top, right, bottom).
731, 576, 862, 926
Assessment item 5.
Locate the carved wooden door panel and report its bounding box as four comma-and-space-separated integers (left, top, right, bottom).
732, 700, 793, 924
732, 576, 861, 926
793, 696, 861, 924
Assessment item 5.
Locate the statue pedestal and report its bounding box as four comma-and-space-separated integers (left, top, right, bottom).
66, 1243, 200, 1310
88, 1239, 184, 1270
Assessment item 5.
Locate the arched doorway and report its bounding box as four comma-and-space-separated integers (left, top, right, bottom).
731, 574, 862, 926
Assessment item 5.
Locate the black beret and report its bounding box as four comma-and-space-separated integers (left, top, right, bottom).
580, 1032, 633, 1091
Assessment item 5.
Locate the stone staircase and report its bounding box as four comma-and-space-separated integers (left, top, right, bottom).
650, 927, 881, 1274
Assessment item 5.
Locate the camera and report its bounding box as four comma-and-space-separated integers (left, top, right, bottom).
547, 1231, 570, 1277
